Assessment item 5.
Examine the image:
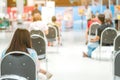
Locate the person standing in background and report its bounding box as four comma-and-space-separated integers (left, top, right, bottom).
56, 13, 63, 30
104, 5, 112, 20
84, 4, 92, 22
114, 6, 120, 30
95, 11, 99, 19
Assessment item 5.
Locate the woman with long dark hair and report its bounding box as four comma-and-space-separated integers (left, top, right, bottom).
6, 28, 32, 53
1, 28, 52, 80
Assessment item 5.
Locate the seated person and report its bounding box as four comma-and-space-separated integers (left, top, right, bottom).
48, 16, 62, 46
29, 13, 48, 35
83, 14, 111, 58
31, 4, 41, 18
1, 28, 52, 80
85, 14, 99, 44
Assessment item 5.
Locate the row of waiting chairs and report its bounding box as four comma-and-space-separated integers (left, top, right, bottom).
30, 25, 59, 79
0, 25, 59, 80
88, 22, 120, 60
0, 24, 120, 80
92, 27, 120, 60
31, 24, 59, 55
1, 49, 120, 80
30, 24, 59, 59
30, 25, 59, 42
88, 22, 120, 80
1, 51, 120, 80
30, 25, 58, 41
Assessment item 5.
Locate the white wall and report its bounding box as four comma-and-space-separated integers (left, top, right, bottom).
0, 0, 7, 17
27, 0, 34, 6
42, 1, 55, 23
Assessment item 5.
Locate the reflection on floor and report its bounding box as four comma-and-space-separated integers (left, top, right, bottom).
0, 30, 113, 80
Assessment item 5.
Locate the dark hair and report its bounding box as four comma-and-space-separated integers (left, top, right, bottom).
91, 14, 95, 18
6, 28, 32, 53
32, 4, 41, 16
35, 4, 38, 8
98, 14, 105, 24
52, 16, 56, 22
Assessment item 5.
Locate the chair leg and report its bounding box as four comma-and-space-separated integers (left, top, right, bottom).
45, 58, 48, 80
99, 46, 101, 60
45, 58, 48, 72
114, 76, 116, 80
57, 42, 59, 53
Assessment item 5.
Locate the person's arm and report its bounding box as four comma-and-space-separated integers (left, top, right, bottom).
1, 50, 6, 59
90, 36, 99, 42
110, 11, 112, 19
43, 23, 49, 35
90, 26, 101, 42
28, 23, 33, 32
27, 48, 40, 71
44, 30, 48, 35
85, 28, 89, 41
30, 49, 47, 74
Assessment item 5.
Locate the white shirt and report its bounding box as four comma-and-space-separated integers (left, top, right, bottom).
104, 9, 112, 19
29, 21, 48, 32
84, 7, 92, 20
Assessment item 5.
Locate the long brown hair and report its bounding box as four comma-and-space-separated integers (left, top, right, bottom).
6, 28, 32, 53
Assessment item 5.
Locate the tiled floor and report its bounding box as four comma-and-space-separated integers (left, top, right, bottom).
0, 30, 113, 80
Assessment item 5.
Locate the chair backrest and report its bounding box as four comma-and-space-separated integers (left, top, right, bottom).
31, 35, 46, 59
0, 51, 36, 80
100, 27, 117, 46
50, 25, 60, 37
0, 75, 27, 80
46, 26, 57, 41
30, 30, 45, 38
114, 34, 120, 52
89, 22, 100, 36
114, 50, 120, 78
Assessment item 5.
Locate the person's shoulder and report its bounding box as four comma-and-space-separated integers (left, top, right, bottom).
98, 24, 103, 30
31, 21, 41, 26
35, 21, 46, 26
50, 22, 59, 27
99, 24, 106, 28
30, 21, 35, 25
30, 22, 36, 28
32, 9, 41, 14
99, 24, 109, 30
